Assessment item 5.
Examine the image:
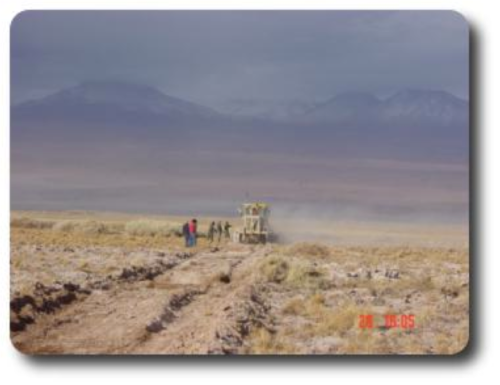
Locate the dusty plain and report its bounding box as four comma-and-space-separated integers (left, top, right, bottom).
10, 210, 469, 355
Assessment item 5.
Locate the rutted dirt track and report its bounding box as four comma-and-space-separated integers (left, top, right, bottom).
12, 245, 275, 354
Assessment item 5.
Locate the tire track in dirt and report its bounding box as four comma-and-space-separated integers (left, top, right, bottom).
11, 250, 194, 353
130, 246, 275, 354
10, 251, 194, 333
12, 246, 270, 354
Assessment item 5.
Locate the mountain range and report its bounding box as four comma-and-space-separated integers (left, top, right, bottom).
12, 81, 468, 126
11, 81, 469, 217
11, 81, 469, 162
302, 89, 468, 127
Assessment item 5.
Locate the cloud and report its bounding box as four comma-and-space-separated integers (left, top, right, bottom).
11, 10, 468, 105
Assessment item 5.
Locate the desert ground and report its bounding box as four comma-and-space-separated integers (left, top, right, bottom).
10, 210, 469, 355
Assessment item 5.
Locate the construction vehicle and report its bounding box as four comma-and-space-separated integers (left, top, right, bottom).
233, 202, 272, 244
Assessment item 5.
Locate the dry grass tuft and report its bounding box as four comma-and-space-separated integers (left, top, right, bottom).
282, 296, 304, 316
312, 304, 361, 336
286, 242, 331, 259
245, 328, 296, 354
11, 217, 55, 230
52, 220, 118, 235
258, 256, 289, 283
285, 261, 328, 289
124, 220, 181, 237
284, 293, 360, 336
258, 255, 327, 289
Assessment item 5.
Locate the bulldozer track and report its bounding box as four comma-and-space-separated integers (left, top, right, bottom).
11, 246, 272, 354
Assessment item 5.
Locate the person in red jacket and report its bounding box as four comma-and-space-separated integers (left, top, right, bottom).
188, 218, 198, 247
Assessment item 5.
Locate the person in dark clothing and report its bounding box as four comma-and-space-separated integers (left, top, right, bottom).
224, 221, 232, 239
207, 221, 216, 243
182, 222, 190, 247
217, 221, 223, 243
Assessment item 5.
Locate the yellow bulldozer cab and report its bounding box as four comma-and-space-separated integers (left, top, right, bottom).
241, 202, 269, 216
234, 202, 271, 244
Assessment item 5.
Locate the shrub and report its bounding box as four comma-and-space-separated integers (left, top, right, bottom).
287, 242, 331, 259
124, 220, 181, 237
284, 293, 326, 318
258, 255, 327, 289
11, 217, 54, 230
285, 260, 325, 288
258, 256, 289, 283
52, 220, 110, 235
246, 328, 295, 354
315, 304, 360, 335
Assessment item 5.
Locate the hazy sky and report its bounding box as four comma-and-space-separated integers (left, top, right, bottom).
11, 11, 469, 225
11, 10, 469, 106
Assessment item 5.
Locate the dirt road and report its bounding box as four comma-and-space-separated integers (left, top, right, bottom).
12, 245, 275, 354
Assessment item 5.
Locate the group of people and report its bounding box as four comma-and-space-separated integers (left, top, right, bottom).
182, 219, 198, 247
207, 221, 231, 244
181, 219, 231, 247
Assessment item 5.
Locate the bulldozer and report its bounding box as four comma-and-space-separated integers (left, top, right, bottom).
233, 202, 272, 244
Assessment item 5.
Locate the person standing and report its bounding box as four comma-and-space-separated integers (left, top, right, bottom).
189, 219, 198, 247
182, 221, 190, 247
207, 221, 216, 244
224, 221, 232, 239
217, 221, 223, 243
